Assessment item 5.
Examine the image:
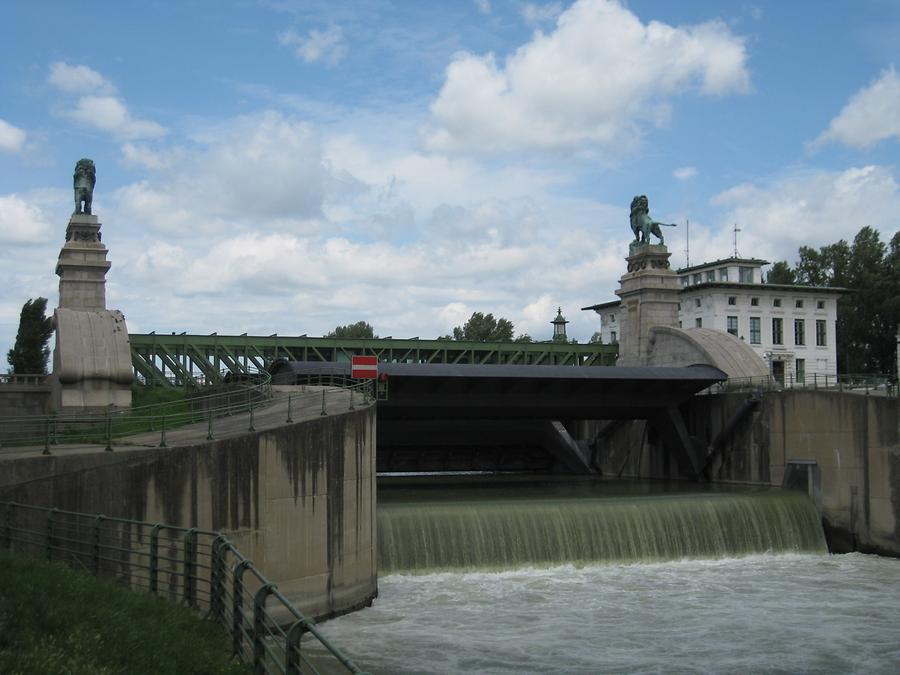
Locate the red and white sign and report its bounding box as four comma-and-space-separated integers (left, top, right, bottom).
351, 355, 379, 379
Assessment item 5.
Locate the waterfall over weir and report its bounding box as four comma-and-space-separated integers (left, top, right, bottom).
377, 480, 827, 574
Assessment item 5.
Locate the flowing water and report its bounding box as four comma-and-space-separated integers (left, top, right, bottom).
318, 479, 900, 673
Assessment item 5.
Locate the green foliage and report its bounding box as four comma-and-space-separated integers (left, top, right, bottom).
451, 312, 515, 342
6, 298, 54, 375
765, 261, 796, 284
589, 331, 604, 344
775, 226, 899, 375
325, 321, 377, 339
131, 385, 188, 409
513, 334, 534, 343
0, 550, 249, 675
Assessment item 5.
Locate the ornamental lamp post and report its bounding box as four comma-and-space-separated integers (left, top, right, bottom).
551, 307, 569, 342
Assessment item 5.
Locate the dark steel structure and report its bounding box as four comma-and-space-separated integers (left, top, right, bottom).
270, 361, 727, 477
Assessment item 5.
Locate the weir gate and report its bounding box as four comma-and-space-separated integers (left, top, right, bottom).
270, 361, 727, 477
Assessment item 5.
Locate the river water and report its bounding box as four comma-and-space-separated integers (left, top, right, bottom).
322, 553, 900, 674
318, 479, 900, 673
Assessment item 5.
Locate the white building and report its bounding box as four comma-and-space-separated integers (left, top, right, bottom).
584, 257, 846, 383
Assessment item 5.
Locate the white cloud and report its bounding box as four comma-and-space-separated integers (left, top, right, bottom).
121, 143, 184, 170
521, 2, 563, 26
673, 166, 698, 180
63, 95, 166, 140
475, 0, 491, 14
116, 111, 328, 233
0, 192, 59, 244
279, 26, 347, 66
812, 67, 900, 150
0, 119, 26, 153
710, 165, 900, 261
48, 61, 115, 94
426, 0, 750, 154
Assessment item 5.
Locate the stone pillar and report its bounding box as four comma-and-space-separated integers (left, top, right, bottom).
57, 214, 110, 310
614, 244, 681, 367
51, 213, 133, 411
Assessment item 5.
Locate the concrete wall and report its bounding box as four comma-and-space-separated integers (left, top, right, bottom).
597, 390, 900, 556
0, 384, 51, 420
0, 406, 377, 620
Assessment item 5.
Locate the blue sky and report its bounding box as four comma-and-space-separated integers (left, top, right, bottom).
2, 0, 899, 357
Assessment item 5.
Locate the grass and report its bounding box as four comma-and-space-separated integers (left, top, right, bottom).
0, 550, 249, 675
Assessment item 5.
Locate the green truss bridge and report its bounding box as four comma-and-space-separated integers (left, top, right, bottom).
129, 333, 619, 387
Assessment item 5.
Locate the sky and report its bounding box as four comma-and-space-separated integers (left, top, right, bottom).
2, 0, 900, 356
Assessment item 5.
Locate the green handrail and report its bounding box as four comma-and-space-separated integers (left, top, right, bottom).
0, 501, 367, 675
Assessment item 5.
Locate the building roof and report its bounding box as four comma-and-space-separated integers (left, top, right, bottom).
677, 257, 770, 275
581, 300, 620, 312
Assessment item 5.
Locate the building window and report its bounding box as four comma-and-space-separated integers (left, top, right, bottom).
739, 266, 753, 283
728, 296, 736, 306
772, 317, 783, 344
609, 314, 616, 323
727, 316, 738, 336
611, 331, 617, 343
719, 268, 729, 281
694, 298, 701, 307
750, 297, 759, 306
816, 319, 827, 346
677, 302, 681, 310
706, 271, 716, 282
795, 299, 804, 309
678, 321, 682, 328
695, 318, 702, 328
794, 319, 805, 346
693, 273, 702, 285
682, 277, 689, 287
750, 317, 761, 344
817, 300, 825, 310
773, 298, 782, 308
796, 358, 805, 384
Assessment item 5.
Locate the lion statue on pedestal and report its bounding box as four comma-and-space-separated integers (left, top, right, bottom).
630, 195, 676, 246
73, 158, 96, 215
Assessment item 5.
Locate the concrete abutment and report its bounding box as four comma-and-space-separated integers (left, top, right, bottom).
0, 404, 377, 621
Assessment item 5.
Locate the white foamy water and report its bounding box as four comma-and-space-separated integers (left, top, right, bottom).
320, 553, 900, 674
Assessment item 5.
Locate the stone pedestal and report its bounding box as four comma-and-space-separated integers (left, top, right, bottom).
56, 214, 111, 310
51, 213, 132, 411
614, 244, 681, 367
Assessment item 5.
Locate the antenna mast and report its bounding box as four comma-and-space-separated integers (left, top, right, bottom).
683, 219, 690, 268
732, 223, 741, 258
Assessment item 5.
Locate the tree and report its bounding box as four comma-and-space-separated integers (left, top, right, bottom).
771, 227, 899, 375
7, 297, 54, 375
451, 312, 515, 342
513, 334, 534, 343
765, 261, 796, 285
589, 331, 604, 343
325, 321, 377, 339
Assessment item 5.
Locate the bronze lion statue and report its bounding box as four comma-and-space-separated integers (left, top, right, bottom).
73, 158, 96, 215
630, 195, 676, 245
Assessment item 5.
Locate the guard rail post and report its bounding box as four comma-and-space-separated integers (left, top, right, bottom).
149, 523, 162, 594
43, 418, 51, 455
46, 507, 57, 561
285, 619, 307, 675
183, 528, 197, 607
248, 390, 256, 432
92, 514, 104, 575
286, 394, 293, 424
321, 389, 327, 416
232, 560, 253, 660
3, 503, 13, 549
208, 535, 227, 623
105, 410, 113, 452
253, 583, 275, 673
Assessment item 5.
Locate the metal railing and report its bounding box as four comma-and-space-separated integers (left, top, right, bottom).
1, 501, 367, 675
0, 373, 46, 386
0, 370, 376, 453
705, 372, 898, 397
